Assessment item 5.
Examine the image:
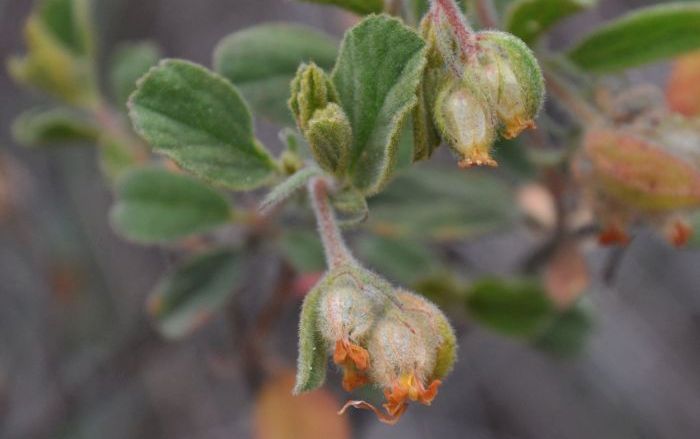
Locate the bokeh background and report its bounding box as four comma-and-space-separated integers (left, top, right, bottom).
2, 0, 700, 438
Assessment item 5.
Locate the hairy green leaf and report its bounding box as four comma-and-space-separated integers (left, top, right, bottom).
12, 107, 98, 146
466, 278, 554, 337
568, 3, 700, 72
110, 41, 161, 107
111, 167, 231, 243
148, 248, 245, 339
294, 276, 329, 394
213, 24, 337, 124
505, 0, 597, 45
332, 15, 427, 195
299, 0, 383, 15
368, 165, 516, 241
128, 59, 278, 190
259, 168, 322, 214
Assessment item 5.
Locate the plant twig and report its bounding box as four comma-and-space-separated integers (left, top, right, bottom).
307, 176, 353, 269
544, 70, 599, 126
431, 0, 479, 59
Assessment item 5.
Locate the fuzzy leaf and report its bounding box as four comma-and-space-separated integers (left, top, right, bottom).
534, 303, 592, 356
568, 3, 700, 73
332, 15, 427, 195
505, 0, 597, 45
466, 278, 555, 338
111, 167, 231, 243
367, 165, 516, 241
259, 167, 322, 215
213, 24, 337, 124
357, 235, 436, 285
294, 277, 329, 393
12, 107, 98, 146
299, 0, 384, 15
110, 41, 161, 107
8, 0, 97, 106
148, 248, 245, 339
128, 59, 278, 190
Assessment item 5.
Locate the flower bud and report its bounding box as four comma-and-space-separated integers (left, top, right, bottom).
478, 31, 545, 139
340, 290, 456, 422
434, 79, 498, 167
306, 103, 352, 176
584, 129, 700, 212
666, 50, 700, 117
575, 127, 700, 246
288, 63, 337, 132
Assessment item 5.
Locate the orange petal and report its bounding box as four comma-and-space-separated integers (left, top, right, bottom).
418, 380, 442, 405
333, 340, 369, 370
339, 400, 406, 425
667, 219, 693, 247
598, 224, 631, 246
341, 368, 369, 392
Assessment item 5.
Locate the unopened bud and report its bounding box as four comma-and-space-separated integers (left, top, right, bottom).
478, 31, 544, 139
306, 103, 352, 176
434, 80, 498, 167
583, 128, 700, 212
289, 63, 337, 132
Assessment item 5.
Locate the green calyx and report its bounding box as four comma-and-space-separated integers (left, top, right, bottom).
306, 103, 353, 177
289, 62, 338, 132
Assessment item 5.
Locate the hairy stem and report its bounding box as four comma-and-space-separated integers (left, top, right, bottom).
431, 0, 479, 59
308, 176, 353, 270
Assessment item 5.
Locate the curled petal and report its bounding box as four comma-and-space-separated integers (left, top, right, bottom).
339, 400, 406, 425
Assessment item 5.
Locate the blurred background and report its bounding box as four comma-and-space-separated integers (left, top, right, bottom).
2, 0, 700, 438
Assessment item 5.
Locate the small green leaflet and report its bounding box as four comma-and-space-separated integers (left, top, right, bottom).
128, 59, 278, 191
213, 24, 337, 124
299, 0, 384, 15
505, 0, 597, 46
568, 2, 700, 72
148, 248, 245, 339
110, 167, 231, 243
12, 106, 98, 146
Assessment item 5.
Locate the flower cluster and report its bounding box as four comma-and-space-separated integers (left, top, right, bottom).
296, 265, 457, 424
417, 0, 544, 167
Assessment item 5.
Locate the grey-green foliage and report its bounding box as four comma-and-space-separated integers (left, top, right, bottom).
213, 24, 337, 124
368, 165, 516, 241
294, 275, 330, 393
568, 2, 700, 72
466, 278, 554, 337
128, 59, 278, 191
258, 167, 322, 215
111, 167, 232, 243
299, 0, 384, 15
12, 106, 98, 146
331, 15, 428, 195
149, 248, 245, 339
505, 0, 597, 46
110, 41, 161, 107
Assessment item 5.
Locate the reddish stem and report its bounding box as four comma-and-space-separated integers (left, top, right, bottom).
432, 0, 478, 59
308, 176, 353, 269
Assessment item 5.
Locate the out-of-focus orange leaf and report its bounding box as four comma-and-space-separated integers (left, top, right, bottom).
667, 50, 700, 117
517, 183, 556, 230
254, 370, 351, 439
544, 241, 589, 309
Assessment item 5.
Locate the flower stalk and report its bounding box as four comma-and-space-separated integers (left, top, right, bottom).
307, 176, 354, 269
